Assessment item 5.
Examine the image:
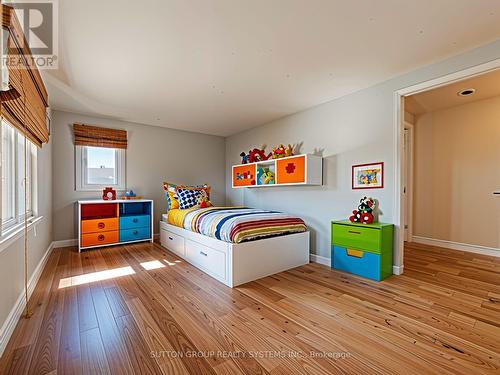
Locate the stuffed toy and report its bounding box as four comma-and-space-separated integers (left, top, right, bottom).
285, 144, 294, 157
262, 168, 275, 184
257, 167, 275, 184
240, 152, 249, 164
248, 147, 271, 163
349, 196, 377, 224
196, 190, 212, 208
271, 144, 286, 159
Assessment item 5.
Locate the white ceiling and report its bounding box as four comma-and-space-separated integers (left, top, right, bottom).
45, 0, 500, 136
405, 68, 500, 115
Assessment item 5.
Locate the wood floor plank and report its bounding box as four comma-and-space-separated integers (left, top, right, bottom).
80, 327, 111, 375
1, 241, 499, 375
27, 247, 70, 374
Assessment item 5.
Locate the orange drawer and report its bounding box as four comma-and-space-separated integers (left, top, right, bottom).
81, 217, 119, 234
276, 155, 305, 184
232, 164, 257, 187
81, 231, 119, 248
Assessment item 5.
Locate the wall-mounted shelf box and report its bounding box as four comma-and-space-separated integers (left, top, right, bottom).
77, 199, 153, 252
232, 154, 322, 188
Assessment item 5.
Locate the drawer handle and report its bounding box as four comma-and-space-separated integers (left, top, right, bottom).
98, 222, 105, 229
168, 236, 173, 241
133, 230, 139, 235
346, 249, 364, 258
98, 234, 105, 241
133, 218, 139, 223
348, 230, 361, 235
200, 251, 208, 257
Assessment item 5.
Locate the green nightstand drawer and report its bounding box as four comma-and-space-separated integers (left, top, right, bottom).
332, 223, 381, 253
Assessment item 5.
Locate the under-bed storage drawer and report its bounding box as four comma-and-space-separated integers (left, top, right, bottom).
185, 239, 226, 280
160, 230, 185, 257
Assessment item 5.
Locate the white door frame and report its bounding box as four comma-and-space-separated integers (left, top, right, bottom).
393, 57, 500, 274
403, 122, 414, 243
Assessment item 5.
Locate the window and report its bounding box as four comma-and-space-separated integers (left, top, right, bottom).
75, 145, 125, 191
1, 120, 37, 236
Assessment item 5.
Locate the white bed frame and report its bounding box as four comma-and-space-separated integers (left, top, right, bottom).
159, 215, 310, 287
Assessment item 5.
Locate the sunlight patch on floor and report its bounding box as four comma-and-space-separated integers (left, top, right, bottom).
140, 260, 166, 270
58, 266, 135, 288
163, 259, 179, 266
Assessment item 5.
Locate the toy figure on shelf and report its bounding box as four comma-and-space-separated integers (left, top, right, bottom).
257, 167, 275, 185
349, 196, 377, 224
248, 147, 271, 163
271, 144, 294, 159
240, 152, 249, 164
262, 168, 275, 184
102, 187, 116, 200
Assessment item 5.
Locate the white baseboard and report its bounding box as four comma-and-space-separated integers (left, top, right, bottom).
0, 241, 54, 358
412, 236, 500, 257
393, 265, 404, 275
310, 253, 330, 266
53, 239, 77, 248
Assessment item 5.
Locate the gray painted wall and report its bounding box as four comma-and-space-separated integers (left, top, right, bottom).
51, 110, 226, 241
225, 39, 500, 265
0, 137, 53, 331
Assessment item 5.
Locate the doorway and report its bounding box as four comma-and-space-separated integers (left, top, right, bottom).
393, 58, 500, 273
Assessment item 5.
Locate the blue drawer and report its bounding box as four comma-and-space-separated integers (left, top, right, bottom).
119, 227, 151, 242
332, 245, 381, 281
119, 215, 151, 230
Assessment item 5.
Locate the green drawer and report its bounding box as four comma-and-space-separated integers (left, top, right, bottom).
332, 223, 381, 253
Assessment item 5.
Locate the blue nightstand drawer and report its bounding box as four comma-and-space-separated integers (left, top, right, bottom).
332, 245, 381, 281
119, 227, 151, 242
119, 215, 150, 230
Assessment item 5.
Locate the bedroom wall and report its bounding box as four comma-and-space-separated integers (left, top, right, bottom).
225, 39, 500, 266
413, 95, 500, 250
51, 110, 226, 241
0, 137, 53, 348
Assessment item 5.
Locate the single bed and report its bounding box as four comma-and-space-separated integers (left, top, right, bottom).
159, 206, 310, 287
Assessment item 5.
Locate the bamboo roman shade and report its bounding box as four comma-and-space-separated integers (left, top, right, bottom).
73, 123, 128, 149
1, 5, 49, 147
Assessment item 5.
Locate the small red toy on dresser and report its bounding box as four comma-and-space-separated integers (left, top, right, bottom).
102, 187, 116, 200
349, 197, 377, 224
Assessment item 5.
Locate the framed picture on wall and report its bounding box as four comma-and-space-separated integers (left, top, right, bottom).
352, 162, 384, 189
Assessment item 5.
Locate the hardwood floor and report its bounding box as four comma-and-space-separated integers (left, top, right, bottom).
1, 241, 499, 374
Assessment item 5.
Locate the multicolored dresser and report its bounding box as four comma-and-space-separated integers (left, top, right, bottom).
77, 199, 153, 252
331, 220, 393, 281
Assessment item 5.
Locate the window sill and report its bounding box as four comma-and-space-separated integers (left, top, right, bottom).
0, 216, 44, 254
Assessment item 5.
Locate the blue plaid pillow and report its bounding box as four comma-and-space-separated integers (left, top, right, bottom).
177, 188, 203, 209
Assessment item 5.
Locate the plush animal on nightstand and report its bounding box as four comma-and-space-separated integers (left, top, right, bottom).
349, 196, 377, 224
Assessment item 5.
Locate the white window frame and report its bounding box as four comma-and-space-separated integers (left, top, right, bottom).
75, 145, 126, 191
0, 120, 38, 237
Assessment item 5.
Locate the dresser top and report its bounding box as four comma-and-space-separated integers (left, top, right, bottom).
78, 199, 153, 204
332, 220, 393, 229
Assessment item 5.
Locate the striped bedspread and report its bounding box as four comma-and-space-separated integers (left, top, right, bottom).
167, 207, 307, 243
